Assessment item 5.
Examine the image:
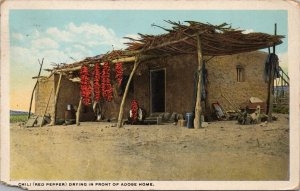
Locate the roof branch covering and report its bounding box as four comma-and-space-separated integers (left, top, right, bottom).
50, 20, 284, 72
125, 20, 284, 56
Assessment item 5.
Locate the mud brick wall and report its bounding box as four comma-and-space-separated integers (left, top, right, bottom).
54, 74, 81, 120
52, 67, 136, 121
35, 75, 55, 117
35, 74, 96, 122
132, 51, 268, 117
54, 74, 101, 122
99, 56, 197, 119
206, 51, 268, 112
35, 51, 268, 121
100, 66, 135, 120
54, 71, 134, 121
107, 51, 268, 118
133, 54, 198, 116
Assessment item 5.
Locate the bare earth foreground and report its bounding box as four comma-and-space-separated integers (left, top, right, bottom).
10, 114, 289, 180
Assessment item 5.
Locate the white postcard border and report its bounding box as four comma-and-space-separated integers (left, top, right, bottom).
1, 0, 299, 190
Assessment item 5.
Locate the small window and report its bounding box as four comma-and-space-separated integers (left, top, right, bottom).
236, 65, 245, 82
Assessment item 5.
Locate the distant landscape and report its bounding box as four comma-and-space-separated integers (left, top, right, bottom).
10, 110, 30, 115
10, 110, 31, 123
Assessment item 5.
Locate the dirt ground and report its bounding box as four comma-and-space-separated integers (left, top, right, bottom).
10, 113, 289, 181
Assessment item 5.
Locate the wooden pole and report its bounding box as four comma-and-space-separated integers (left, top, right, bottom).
54, 55, 157, 73
117, 56, 140, 128
273, 23, 277, 54
40, 88, 53, 127
76, 98, 82, 126
28, 58, 44, 119
194, 34, 203, 129
267, 23, 277, 122
50, 72, 63, 125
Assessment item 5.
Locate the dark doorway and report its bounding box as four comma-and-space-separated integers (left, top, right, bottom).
150, 69, 166, 113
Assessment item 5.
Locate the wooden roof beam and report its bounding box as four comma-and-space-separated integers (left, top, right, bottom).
53, 54, 160, 73
32, 76, 47, 79
141, 36, 193, 53
166, 45, 195, 54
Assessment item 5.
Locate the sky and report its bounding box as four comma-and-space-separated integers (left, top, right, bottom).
9, 10, 288, 111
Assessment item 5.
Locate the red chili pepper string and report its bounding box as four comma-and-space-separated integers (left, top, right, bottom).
101, 63, 107, 99
131, 99, 139, 122
115, 62, 123, 86
101, 62, 113, 102
93, 63, 101, 102
80, 65, 92, 105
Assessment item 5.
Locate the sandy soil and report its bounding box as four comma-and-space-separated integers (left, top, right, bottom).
10, 114, 289, 181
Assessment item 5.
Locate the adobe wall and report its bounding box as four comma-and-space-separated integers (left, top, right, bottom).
206, 51, 268, 112
133, 54, 198, 116
35, 75, 55, 117
54, 74, 81, 120
131, 51, 268, 117
100, 66, 135, 120
53, 72, 134, 121
54, 74, 105, 122
35, 51, 268, 122
35, 74, 97, 122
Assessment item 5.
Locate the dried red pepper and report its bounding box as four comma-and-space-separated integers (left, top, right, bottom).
101, 62, 113, 101
93, 63, 101, 102
80, 65, 91, 105
131, 99, 139, 122
115, 62, 123, 86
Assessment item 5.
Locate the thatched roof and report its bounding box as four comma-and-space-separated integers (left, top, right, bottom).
48, 50, 135, 72
125, 20, 284, 56
49, 20, 284, 73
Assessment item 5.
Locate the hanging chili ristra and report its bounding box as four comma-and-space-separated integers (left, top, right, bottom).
101, 63, 107, 99
80, 65, 91, 105
131, 99, 139, 122
115, 62, 123, 86
93, 63, 101, 102
101, 62, 113, 101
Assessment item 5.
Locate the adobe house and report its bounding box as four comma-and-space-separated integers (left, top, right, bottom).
33, 21, 284, 127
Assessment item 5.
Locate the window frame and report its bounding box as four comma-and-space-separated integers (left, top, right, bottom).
236, 64, 245, 82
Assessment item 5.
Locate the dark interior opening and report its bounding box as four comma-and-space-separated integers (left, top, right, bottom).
150, 69, 165, 113
118, 75, 134, 96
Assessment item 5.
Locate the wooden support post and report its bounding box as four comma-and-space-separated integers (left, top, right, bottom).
28, 58, 44, 119
76, 98, 82, 126
194, 34, 203, 129
117, 57, 140, 128
40, 88, 53, 127
267, 23, 277, 122
267, 59, 275, 122
50, 72, 63, 126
